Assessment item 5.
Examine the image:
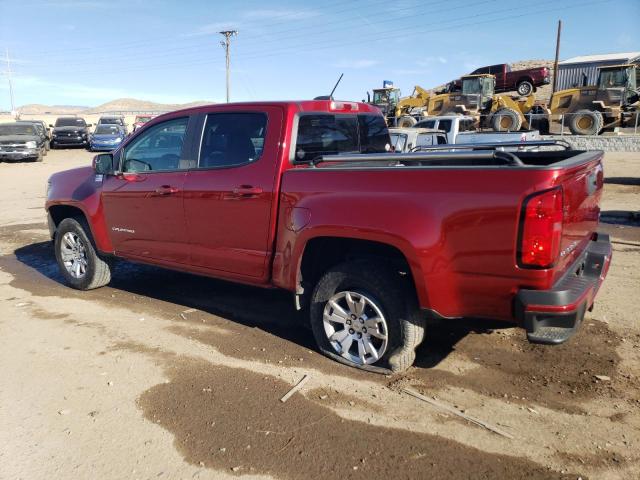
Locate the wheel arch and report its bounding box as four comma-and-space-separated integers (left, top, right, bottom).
295, 235, 426, 311
47, 202, 111, 253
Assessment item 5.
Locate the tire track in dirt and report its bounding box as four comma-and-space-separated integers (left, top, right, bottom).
137, 356, 582, 480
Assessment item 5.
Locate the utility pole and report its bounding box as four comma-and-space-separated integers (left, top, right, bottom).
551, 20, 562, 96
219, 30, 238, 103
4, 48, 16, 117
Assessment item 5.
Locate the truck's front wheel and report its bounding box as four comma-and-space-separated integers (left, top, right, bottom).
310, 261, 425, 373
54, 218, 112, 290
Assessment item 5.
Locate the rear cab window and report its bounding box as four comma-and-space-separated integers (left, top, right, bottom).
292, 113, 390, 162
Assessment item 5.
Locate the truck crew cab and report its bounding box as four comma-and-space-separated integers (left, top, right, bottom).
46, 100, 612, 373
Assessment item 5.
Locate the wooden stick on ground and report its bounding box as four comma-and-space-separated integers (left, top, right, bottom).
402, 388, 514, 439
280, 374, 310, 403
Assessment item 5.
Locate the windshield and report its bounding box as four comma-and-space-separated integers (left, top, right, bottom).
55, 117, 87, 127
598, 68, 629, 89
462, 78, 482, 95
95, 125, 121, 135
0, 124, 37, 135
372, 89, 399, 105
389, 133, 407, 152
99, 117, 122, 125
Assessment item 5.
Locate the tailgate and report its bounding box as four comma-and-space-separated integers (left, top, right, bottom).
553, 152, 604, 281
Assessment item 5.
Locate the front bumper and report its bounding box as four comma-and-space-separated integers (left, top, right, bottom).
0, 149, 39, 161
542, 76, 551, 85
514, 232, 612, 344
52, 136, 87, 146
90, 143, 119, 151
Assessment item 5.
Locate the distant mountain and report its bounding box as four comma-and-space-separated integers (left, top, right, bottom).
18, 104, 88, 115
84, 98, 212, 114
18, 98, 212, 115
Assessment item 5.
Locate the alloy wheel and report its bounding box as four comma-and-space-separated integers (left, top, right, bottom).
60, 232, 88, 279
322, 291, 389, 365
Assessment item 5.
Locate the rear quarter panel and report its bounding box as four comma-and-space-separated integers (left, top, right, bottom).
274, 165, 573, 321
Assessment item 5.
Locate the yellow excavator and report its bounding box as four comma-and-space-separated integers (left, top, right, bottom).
427, 74, 535, 131
549, 64, 639, 135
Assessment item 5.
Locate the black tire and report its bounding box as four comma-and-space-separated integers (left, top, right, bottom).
516, 80, 533, 96
568, 109, 603, 136
54, 217, 112, 290
491, 108, 522, 131
398, 115, 417, 128
309, 261, 425, 374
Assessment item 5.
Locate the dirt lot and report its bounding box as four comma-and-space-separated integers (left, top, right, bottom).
0, 149, 638, 480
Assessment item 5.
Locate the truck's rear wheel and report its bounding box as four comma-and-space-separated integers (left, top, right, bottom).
491, 108, 522, 131
569, 110, 603, 135
54, 218, 112, 290
516, 80, 533, 96
310, 261, 425, 374
398, 116, 417, 128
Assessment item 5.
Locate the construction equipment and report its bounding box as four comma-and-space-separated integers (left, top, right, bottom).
393, 86, 432, 127
427, 74, 535, 132
366, 81, 402, 122
549, 64, 639, 135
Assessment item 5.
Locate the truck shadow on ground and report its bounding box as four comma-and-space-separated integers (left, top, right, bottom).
603, 177, 640, 186
12, 240, 497, 374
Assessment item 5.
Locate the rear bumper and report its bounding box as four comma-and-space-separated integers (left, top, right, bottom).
514, 232, 612, 344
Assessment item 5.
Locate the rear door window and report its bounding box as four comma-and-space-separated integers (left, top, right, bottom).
198, 112, 267, 169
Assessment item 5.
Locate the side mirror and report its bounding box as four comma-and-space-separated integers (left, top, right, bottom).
92, 153, 113, 175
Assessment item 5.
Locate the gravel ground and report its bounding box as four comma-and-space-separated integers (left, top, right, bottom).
0, 149, 638, 480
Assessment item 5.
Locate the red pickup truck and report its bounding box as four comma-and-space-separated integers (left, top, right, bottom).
451, 63, 551, 96
45, 100, 611, 373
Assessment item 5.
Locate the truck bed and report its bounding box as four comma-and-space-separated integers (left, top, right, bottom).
279, 149, 604, 322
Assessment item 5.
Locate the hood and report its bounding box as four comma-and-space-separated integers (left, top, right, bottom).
92, 134, 122, 141
53, 126, 88, 133
0, 134, 40, 143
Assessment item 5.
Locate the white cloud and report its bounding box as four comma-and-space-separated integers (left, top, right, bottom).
0, 75, 199, 106
332, 59, 379, 69
183, 22, 241, 37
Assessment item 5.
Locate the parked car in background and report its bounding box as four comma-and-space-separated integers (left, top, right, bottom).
450, 63, 551, 96
17, 120, 50, 152
413, 115, 476, 143
89, 125, 126, 151
132, 114, 155, 132
0, 122, 46, 162
50, 117, 92, 149
45, 100, 611, 373
97, 115, 128, 134
389, 127, 448, 152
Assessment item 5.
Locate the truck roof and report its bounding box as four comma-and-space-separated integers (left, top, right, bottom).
165, 100, 382, 118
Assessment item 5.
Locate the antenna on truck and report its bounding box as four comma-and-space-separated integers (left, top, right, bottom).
314, 73, 344, 100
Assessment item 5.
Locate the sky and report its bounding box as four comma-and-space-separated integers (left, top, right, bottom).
0, 0, 638, 109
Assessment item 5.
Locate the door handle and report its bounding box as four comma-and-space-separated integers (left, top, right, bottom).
153, 185, 180, 196
232, 185, 263, 196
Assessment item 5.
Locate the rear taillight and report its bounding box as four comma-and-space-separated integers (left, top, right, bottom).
518, 187, 563, 268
